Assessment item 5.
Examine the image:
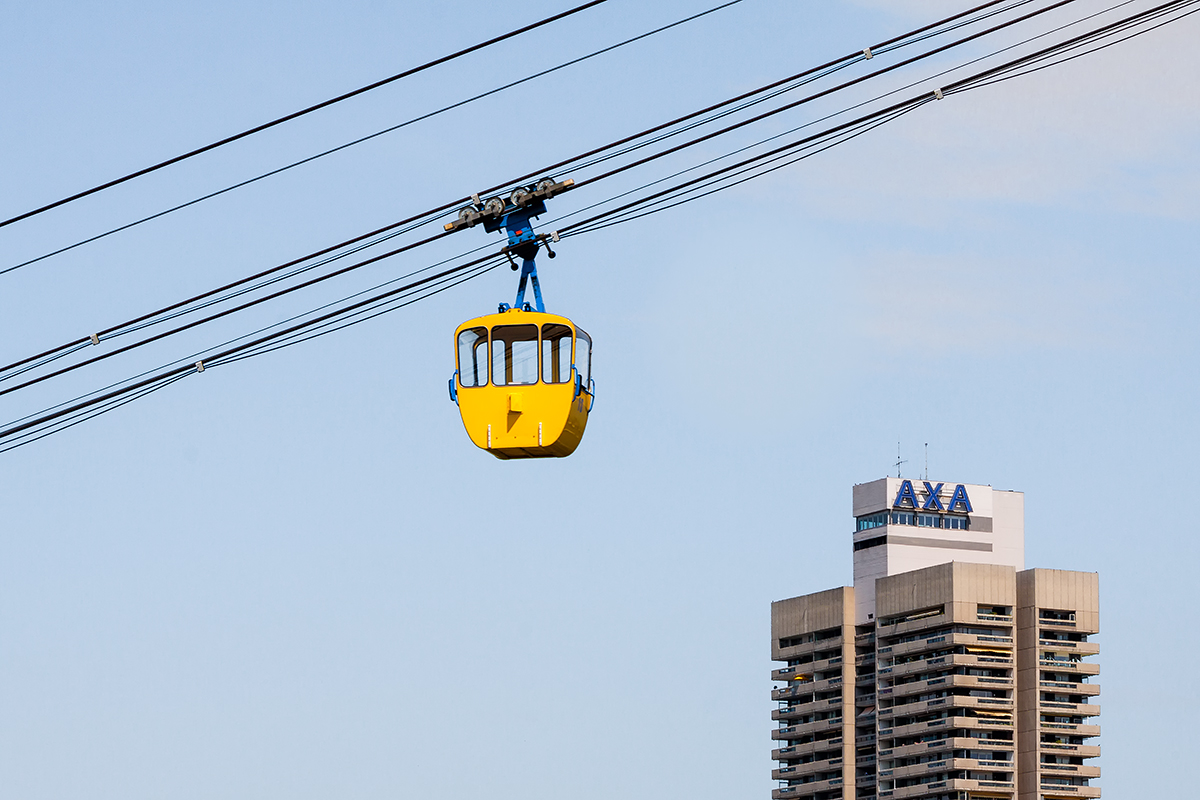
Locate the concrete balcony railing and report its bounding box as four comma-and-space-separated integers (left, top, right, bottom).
1039, 700, 1101, 717
772, 684, 812, 702
880, 632, 1013, 660
772, 776, 844, 799
884, 736, 1013, 761
772, 737, 843, 762
773, 716, 848, 741
772, 756, 844, 780
774, 693, 845, 721
1036, 782, 1101, 798
882, 652, 1013, 680
1040, 763, 1101, 779
773, 654, 845, 681
882, 714, 1014, 742
1038, 658, 1100, 675
887, 757, 1013, 783
882, 777, 1015, 799
1040, 743, 1101, 758
1039, 720, 1101, 737
1038, 680, 1101, 697
1037, 639, 1100, 657
776, 636, 844, 662
885, 672, 1013, 699
882, 694, 1013, 720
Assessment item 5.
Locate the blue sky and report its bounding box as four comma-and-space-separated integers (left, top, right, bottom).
1, 1, 1196, 797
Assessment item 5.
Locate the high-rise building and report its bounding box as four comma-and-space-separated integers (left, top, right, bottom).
771, 478, 1100, 800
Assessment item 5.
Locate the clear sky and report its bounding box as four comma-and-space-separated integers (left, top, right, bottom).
1, 1, 1196, 797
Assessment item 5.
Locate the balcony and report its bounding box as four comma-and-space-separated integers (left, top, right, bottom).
883, 694, 1013, 719
887, 778, 1015, 799
1039, 679, 1101, 696
1037, 658, 1100, 676
1040, 743, 1101, 758
773, 684, 813, 702
886, 672, 1013, 699
1036, 783, 1101, 798
774, 695, 845, 721
1038, 721, 1101, 737
772, 776, 844, 799
772, 738, 843, 762
1040, 763, 1101, 779
886, 737, 1012, 761
773, 755, 845, 781
883, 714, 1013, 741
883, 632, 1012, 660
889, 757, 1013, 783
1039, 700, 1101, 717
885, 652, 1012, 679
1038, 639, 1100, 657
773, 656, 845, 683
773, 716, 848, 741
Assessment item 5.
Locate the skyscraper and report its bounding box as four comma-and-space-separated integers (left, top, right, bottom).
771, 478, 1100, 800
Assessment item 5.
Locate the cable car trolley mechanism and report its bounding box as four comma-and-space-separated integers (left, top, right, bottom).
445, 178, 594, 459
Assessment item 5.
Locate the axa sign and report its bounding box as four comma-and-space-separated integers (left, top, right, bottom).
893, 480, 973, 513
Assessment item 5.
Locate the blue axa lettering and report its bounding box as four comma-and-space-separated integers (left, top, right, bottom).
893, 481, 973, 513
922, 482, 945, 510
892, 480, 919, 508
948, 484, 973, 512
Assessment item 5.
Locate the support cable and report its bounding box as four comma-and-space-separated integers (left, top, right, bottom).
0, 0, 611, 229
4, 0, 748, 274
0, 0, 1076, 378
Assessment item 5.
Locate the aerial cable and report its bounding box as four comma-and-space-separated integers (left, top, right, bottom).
0, 250, 506, 446
215, 262, 506, 365
562, 0, 1200, 235
560, 97, 935, 237
4, 0, 750, 275
0, 212, 451, 379
0, 372, 193, 455
577, 104, 928, 231
0, 0, 611, 230
0, 249, 503, 429
0, 0, 1121, 417
2, 0, 1019, 278
0, 0, 1149, 399
0, 225, 456, 398
558, 0, 1043, 176
469, 0, 1050, 206
552, 0, 1155, 236
2, 0, 1192, 452
0, 0, 1051, 378
0, 219, 431, 382
946, 0, 1200, 91
8, 0, 1169, 407
570, 0, 1084, 194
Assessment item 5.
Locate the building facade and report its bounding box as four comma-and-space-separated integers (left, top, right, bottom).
772, 478, 1100, 800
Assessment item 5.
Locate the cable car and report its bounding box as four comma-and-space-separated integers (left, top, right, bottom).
452, 309, 592, 458
445, 178, 594, 459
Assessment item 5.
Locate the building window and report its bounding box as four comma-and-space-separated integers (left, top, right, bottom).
856, 511, 888, 531
854, 535, 886, 552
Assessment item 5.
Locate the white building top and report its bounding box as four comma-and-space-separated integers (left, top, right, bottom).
849, 477, 1024, 624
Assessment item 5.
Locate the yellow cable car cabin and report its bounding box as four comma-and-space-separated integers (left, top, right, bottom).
451, 307, 593, 459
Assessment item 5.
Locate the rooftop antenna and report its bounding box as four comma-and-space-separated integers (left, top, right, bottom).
924, 443, 929, 480
895, 441, 907, 478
